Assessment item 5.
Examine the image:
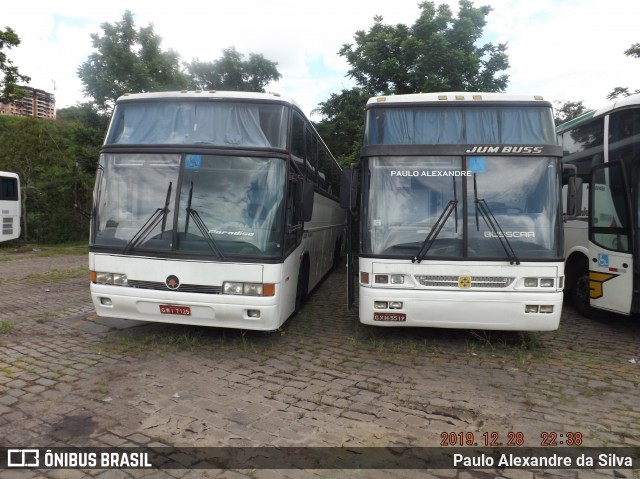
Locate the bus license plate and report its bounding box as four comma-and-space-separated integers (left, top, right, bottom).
373, 312, 406, 322
160, 305, 191, 316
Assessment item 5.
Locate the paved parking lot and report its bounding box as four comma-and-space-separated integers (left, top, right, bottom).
0, 248, 639, 478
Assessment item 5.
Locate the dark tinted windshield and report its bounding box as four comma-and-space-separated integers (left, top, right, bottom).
106, 101, 288, 148
365, 106, 556, 145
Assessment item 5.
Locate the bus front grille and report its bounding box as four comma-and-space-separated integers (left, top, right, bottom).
414, 275, 515, 288
127, 280, 222, 294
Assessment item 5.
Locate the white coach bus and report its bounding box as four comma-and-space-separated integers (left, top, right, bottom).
90, 91, 345, 330
559, 93, 640, 317
0, 171, 20, 242
342, 92, 578, 331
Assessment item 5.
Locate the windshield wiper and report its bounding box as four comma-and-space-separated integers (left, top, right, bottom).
413, 178, 458, 264
473, 174, 520, 265
184, 182, 224, 258
122, 182, 172, 255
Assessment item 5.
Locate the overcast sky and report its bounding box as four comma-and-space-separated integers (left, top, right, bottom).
3, 0, 639, 118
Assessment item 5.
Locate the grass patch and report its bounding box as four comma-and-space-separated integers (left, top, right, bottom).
0, 242, 88, 260
0, 320, 15, 334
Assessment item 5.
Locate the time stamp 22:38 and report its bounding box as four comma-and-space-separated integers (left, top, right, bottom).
440, 431, 583, 447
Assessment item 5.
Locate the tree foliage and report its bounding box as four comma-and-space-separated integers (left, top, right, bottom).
553, 100, 589, 126
186, 47, 281, 92
339, 0, 509, 95
0, 27, 31, 104
0, 110, 107, 243
607, 42, 640, 100
314, 88, 371, 167
77, 10, 187, 112
317, 0, 509, 164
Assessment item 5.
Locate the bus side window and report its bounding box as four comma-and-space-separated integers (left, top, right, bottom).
291, 113, 305, 159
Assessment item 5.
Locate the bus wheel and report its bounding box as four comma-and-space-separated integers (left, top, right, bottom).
570, 271, 593, 318
295, 259, 309, 313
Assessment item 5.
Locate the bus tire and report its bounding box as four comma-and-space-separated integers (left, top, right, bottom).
570, 270, 595, 318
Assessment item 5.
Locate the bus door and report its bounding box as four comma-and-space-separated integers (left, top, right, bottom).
588, 162, 634, 314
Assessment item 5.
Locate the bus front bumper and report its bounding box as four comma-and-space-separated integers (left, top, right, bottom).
90, 284, 284, 331
359, 287, 563, 331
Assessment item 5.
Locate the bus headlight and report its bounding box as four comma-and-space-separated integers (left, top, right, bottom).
92, 271, 128, 286
223, 282, 275, 297
373, 274, 404, 284
523, 277, 555, 288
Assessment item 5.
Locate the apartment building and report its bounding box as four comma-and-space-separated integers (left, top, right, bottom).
0, 86, 56, 120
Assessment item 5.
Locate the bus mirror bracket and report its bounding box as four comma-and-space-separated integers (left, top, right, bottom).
563, 164, 582, 221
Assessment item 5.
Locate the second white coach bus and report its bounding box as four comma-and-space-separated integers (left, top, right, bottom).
90, 91, 345, 330
559, 93, 640, 317
342, 92, 578, 331
0, 171, 20, 242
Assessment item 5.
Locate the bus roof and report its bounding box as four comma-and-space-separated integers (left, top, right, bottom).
0, 171, 19, 179
556, 92, 640, 134
366, 92, 550, 106
115, 90, 301, 109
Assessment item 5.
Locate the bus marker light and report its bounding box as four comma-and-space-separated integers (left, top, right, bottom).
263, 284, 276, 297
525, 305, 539, 313
247, 310, 260, 318
389, 302, 403, 309
540, 305, 554, 314
100, 297, 113, 306
374, 301, 388, 309
360, 272, 370, 284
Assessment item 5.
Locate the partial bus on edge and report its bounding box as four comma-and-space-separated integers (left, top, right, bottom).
0, 171, 20, 242
90, 91, 346, 330
559, 93, 640, 317
342, 92, 574, 331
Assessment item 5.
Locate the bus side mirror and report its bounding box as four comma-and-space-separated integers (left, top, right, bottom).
340, 167, 357, 211
300, 181, 315, 222
565, 173, 582, 220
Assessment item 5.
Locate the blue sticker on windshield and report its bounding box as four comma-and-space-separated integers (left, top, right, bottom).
185, 155, 201, 169
469, 157, 486, 173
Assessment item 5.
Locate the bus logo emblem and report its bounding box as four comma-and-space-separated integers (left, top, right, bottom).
458, 276, 472, 289
166, 275, 180, 290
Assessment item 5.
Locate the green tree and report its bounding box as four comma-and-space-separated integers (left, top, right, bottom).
57, 103, 111, 219
0, 27, 31, 103
314, 88, 371, 167
607, 43, 640, 100
0, 111, 104, 243
185, 46, 281, 92
77, 10, 187, 112
316, 0, 508, 164
339, 0, 509, 95
553, 100, 589, 126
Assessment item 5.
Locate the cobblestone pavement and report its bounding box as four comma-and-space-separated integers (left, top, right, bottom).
0, 248, 639, 479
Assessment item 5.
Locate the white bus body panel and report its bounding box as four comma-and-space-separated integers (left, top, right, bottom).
0, 171, 20, 242
90, 251, 302, 331
587, 242, 633, 315
359, 259, 563, 331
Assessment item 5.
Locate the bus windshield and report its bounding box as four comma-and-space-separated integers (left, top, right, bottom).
362, 155, 561, 260
105, 101, 288, 148
92, 153, 285, 258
